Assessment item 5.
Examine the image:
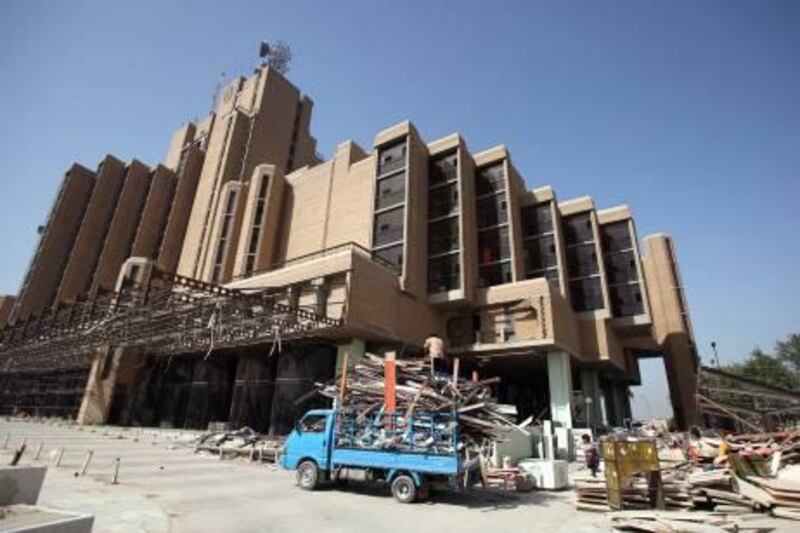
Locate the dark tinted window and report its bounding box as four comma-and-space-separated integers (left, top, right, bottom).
563, 213, 593, 245
569, 277, 605, 311
373, 207, 404, 246
521, 203, 554, 236
476, 163, 505, 196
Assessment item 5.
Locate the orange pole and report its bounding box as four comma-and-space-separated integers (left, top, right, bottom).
384, 350, 396, 413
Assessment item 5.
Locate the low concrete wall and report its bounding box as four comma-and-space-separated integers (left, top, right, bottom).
0, 465, 46, 505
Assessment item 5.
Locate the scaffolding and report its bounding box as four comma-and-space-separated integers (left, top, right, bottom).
0, 267, 344, 375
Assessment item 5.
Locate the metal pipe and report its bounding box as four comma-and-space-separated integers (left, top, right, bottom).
80, 449, 94, 476
112, 458, 120, 485
55, 446, 65, 467
34, 441, 44, 460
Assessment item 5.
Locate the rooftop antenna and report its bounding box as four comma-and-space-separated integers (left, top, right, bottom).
259, 40, 292, 74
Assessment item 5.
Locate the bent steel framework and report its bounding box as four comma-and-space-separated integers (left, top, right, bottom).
0, 267, 344, 374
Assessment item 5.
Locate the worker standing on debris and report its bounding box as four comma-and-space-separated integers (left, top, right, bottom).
424, 333, 446, 376
581, 434, 600, 477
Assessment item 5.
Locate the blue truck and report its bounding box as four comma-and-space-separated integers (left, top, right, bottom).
282, 408, 476, 503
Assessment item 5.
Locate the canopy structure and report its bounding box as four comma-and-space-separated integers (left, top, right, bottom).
0, 267, 344, 374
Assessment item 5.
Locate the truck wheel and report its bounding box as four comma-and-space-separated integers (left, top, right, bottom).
391, 475, 417, 503
296, 460, 319, 490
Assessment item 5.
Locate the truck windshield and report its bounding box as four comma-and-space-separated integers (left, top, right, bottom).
298, 414, 327, 433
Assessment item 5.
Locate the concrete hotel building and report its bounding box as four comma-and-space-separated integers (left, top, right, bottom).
0, 63, 698, 434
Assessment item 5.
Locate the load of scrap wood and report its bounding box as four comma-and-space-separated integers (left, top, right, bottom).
575, 429, 800, 525
314, 353, 518, 455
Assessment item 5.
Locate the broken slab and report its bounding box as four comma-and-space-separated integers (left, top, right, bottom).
0, 504, 93, 533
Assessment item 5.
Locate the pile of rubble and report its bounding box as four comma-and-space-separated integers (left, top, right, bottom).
575, 428, 800, 524
194, 426, 284, 462
315, 353, 517, 454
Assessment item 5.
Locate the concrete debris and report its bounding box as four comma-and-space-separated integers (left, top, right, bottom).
574, 427, 800, 526
194, 426, 284, 462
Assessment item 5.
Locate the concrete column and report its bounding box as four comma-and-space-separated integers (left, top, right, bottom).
77, 347, 121, 425
336, 338, 365, 375
547, 351, 573, 428
580, 370, 603, 429
311, 277, 328, 317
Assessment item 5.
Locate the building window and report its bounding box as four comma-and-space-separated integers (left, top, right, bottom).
374, 244, 403, 274
476, 194, 508, 227
429, 152, 457, 186
479, 262, 512, 288
521, 203, 554, 236
428, 183, 459, 219
476, 163, 505, 196
524, 235, 558, 275
212, 189, 238, 283
605, 251, 639, 285
428, 254, 460, 293
566, 244, 600, 278
377, 140, 406, 176
563, 213, 594, 245
373, 206, 404, 247
244, 177, 270, 275
569, 277, 604, 312
610, 284, 644, 317
429, 217, 459, 256
375, 172, 406, 210
601, 221, 633, 252
478, 227, 511, 264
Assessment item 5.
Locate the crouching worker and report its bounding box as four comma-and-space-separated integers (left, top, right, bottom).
581, 434, 600, 477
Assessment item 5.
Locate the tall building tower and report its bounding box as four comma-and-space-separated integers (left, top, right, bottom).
173, 66, 317, 283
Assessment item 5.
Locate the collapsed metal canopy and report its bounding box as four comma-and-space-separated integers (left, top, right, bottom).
0, 268, 344, 373
697, 365, 800, 432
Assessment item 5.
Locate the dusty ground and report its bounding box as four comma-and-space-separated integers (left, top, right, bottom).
0, 418, 792, 532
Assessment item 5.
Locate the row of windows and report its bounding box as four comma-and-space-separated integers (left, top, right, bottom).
373, 140, 408, 275
428, 151, 461, 293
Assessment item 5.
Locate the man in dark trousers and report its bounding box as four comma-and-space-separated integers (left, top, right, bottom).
581, 433, 600, 477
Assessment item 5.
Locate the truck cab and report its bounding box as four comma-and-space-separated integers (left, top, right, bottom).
282, 409, 334, 472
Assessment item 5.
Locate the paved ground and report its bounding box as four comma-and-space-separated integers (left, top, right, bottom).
0, 418, 793, 532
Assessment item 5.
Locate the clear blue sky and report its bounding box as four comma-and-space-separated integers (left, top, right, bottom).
1, 1, 798, 418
